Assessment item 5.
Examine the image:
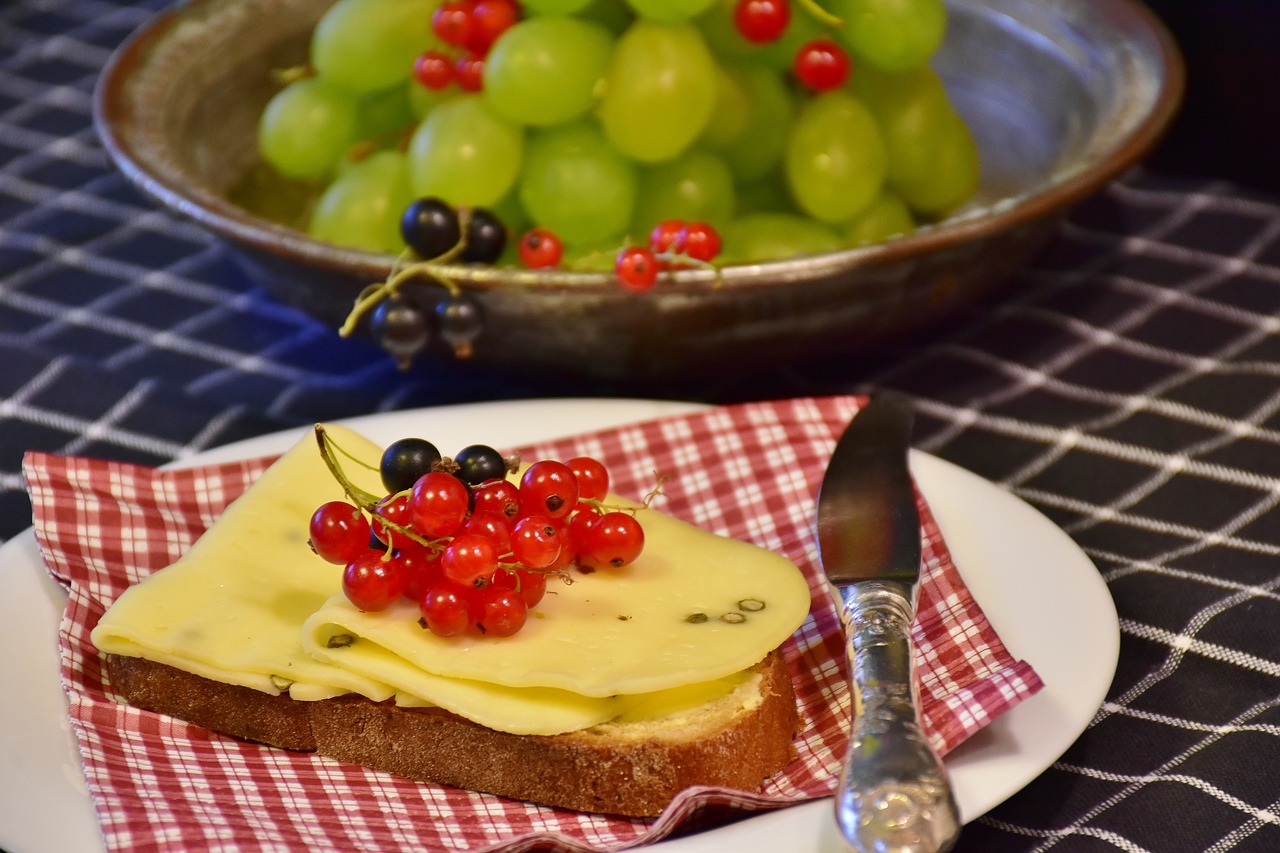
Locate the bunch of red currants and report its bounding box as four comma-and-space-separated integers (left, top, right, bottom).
308, 434, 645, 639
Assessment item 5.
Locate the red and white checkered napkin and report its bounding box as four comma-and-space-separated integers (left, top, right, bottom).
23, 395, 1041, 853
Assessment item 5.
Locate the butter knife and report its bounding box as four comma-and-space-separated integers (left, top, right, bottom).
816, 394, 961, 853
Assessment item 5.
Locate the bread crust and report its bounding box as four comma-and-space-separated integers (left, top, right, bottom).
104, 650, 799, 817
106, 654, 316, 750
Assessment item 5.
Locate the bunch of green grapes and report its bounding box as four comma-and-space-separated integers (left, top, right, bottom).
255, 0, 980, 264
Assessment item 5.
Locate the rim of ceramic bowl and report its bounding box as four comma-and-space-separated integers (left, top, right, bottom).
92, 0, 1185, 296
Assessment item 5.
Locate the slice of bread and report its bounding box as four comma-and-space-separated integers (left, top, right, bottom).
104, 647, 799, 817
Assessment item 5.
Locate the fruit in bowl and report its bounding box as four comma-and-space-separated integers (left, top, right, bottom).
253, 0, 979, 266
94, 0, 1183, 379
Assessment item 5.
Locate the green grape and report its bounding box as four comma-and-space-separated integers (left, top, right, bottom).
482, 17, 614, 126
719, 212, 841, 263
852, 64, 979, 215
895, 110, 980, 216
827, 0, 945, 72
843, 190, 915, 246
522, 0, 597, 15
701, 64, 751, 150
407, 96, 524, 207
853, 64, 947, 193
714, 64, 793, 183
785, 91, 886, 224
597, 20, 717, 163
355, 83, 416, 145
518, 119, 637, 245
625, 0, 717, 24
311, 0, 439, 94
630, 148, 735, 237
257, 77, 359, 181
308, 150, 416, 253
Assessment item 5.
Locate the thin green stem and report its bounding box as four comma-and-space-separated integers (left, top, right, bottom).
314, 425, 383, 511
337, 229, 469, 339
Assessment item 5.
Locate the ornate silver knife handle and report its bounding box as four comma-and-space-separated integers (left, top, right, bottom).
835, 579, 961, 853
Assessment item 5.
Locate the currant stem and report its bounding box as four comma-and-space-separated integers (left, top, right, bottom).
652, 252, 726, 288
337, 227, 470, 339
314, 425, 441, 551
271, 64, 314, 85
641, 475, 669, 509
314, 425, 383, 511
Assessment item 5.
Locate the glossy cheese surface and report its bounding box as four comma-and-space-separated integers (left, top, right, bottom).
302, 503, 811, 696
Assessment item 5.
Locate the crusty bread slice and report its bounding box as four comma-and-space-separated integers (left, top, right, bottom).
104, 649, 799, 817
107, 653, 317, 751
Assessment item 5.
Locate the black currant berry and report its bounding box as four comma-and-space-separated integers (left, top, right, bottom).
435, 292, 484, 358
370, 296, 429, 368
453, 444, 506, 485
401, 197, 461, 260
380, 437, 442, 493
461, 208, 507, 263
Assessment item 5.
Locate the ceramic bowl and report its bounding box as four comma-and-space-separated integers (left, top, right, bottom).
94, 0, 1183, 380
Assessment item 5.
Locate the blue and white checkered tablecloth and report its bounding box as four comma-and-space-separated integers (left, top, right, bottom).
7, 1, 1280, 851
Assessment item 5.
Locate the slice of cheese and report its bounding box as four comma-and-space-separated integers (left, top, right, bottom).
302, 503, 812, 696
91, 422, 813, 736
91, 424, 394, 701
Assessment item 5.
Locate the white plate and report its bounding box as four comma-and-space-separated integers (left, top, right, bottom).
0, 398, 1118, 853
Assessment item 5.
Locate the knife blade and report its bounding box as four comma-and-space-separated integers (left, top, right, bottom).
816, 394, 960, 853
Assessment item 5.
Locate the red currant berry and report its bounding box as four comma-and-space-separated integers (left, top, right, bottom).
579, 512, 645, 570
371, 493, 412, 546
542, 533, 577, 571
510, 515, 563, 569
467, 0, 519, 53
491, 567, 548, 608
441, 532, 499, 586
793, 39, 850, 91
343, 549, 409, 611
566, 504, 602, 554
519, 460, 580, 520
470, 585, 528, 637
734, 0, 790, 43
649, 219, 686, 254
420, 579, 474, 637
460, 510, 511, 555
615, 246, 659, 292
432, 0, 476, 47
309, 501, 372, 564
567, 456, 609, 501
518, 228, 564, 268
397, 542, 444, 602
412, 51, 454, 90
455, 52, 485, 92
473, 479, 521, 527
680, 222, 722, 262
409, 471, 470, 537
